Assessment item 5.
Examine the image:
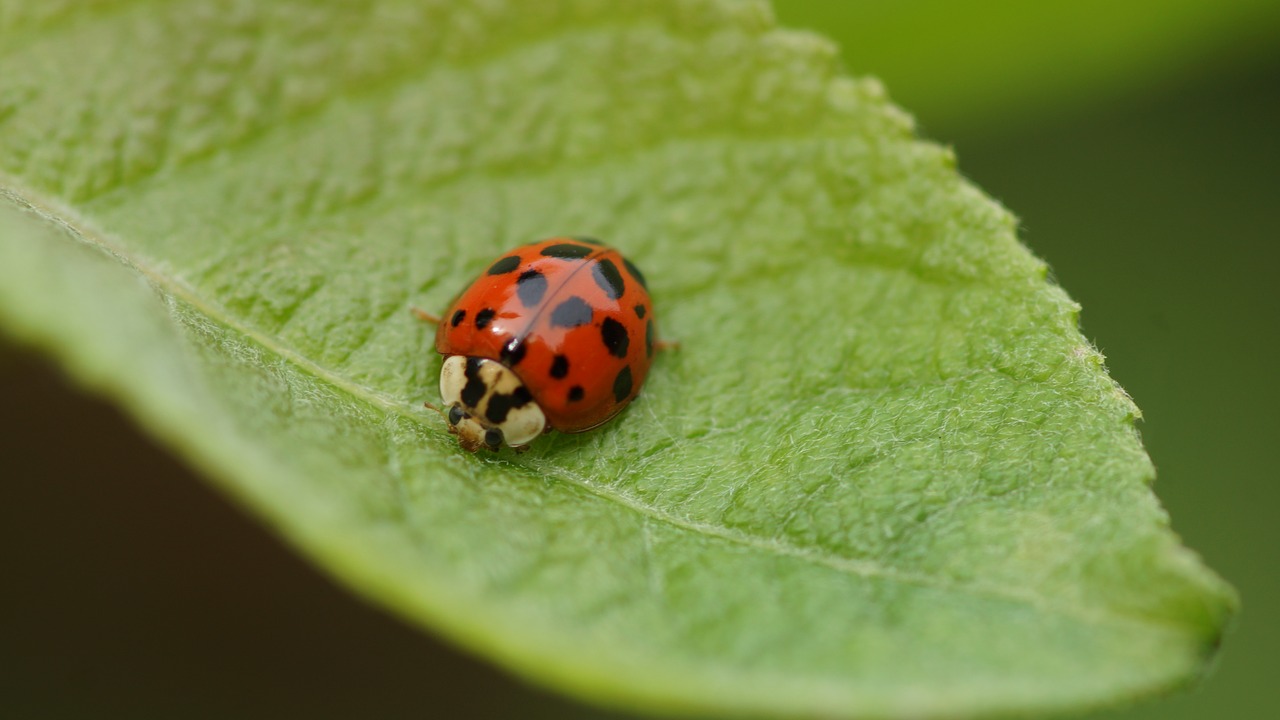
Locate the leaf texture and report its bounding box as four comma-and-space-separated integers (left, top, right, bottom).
0, 1, 1235, 717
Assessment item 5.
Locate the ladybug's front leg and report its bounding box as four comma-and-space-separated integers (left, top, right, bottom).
410, 307, 441, 325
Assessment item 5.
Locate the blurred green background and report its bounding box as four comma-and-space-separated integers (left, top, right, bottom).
2, 1, 1276, 718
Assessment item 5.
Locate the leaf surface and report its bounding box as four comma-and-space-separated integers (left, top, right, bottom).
0, 2, 1235, 717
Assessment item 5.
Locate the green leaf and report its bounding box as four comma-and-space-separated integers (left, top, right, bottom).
0, 2, 1235, 718
774, 0, 1280, 132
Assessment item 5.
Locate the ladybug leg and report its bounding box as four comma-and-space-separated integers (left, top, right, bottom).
654, 339, 680, 352
410, 307, 441, 325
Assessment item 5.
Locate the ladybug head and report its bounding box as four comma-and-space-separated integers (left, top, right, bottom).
439, 355, 546, 452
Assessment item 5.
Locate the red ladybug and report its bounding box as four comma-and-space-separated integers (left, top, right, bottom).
420, 237, 661, 452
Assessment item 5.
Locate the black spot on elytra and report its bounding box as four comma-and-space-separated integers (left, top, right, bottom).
622, 257, 648, 289
601, 317, 629, 358
450, 309, 466, 327
550, 296, 593, 328
574, 236, 604, 245
646, 319, 654, 358
516, 269, 547, 307
461, 357, 486, 407
550, 354, 570, 379
592, 259, 625, 300
474, 308, 496, 329
613, 366, 633, 403
540, 243, 593, 259
500, 337, 527, 366
634, 304, 646, 319
485, 385, 533, 424
487, 255, 520, 275
568, 386, 585, 402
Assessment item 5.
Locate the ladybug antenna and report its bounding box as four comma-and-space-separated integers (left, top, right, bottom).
422, 400, 445, 419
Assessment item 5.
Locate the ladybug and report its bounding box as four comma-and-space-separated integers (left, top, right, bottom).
417, 237, 661, 452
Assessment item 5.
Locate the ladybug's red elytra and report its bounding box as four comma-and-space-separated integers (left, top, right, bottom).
423, 237, 661, 452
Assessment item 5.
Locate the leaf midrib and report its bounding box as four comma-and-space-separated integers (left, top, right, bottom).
1, 180, 1192, 640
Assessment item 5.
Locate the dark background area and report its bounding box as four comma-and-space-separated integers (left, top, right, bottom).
3, 6, 1277, 720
